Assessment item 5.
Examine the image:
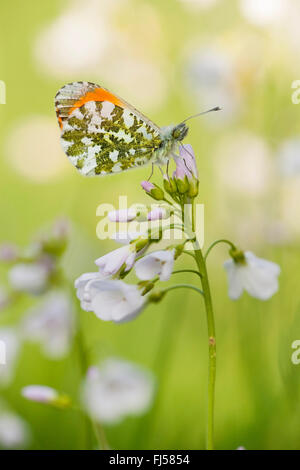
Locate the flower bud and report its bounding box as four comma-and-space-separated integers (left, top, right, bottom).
139, 281, 155, 295
163, 176, 177, 194
134, 237, 149, 252
229, 248, 246, 264
21, 385, 71, 409
188, 179, 199, 198
175, 175, 189, 194
147, 207, 170, 221
141, 181, 164, 200
148, 289, 166, 303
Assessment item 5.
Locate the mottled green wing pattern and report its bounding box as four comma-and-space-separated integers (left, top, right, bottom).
57, 83, 162, 176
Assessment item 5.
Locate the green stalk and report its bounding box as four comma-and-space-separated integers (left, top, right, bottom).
191, 201, 217, 450
75, 303, 110, 450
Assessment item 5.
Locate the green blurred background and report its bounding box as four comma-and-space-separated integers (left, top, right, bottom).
0, 0, 300, 450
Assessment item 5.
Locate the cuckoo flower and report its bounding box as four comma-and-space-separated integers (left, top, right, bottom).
135, 249, 175, 282
8, 262, 50, 295
82, 359, 155, 424
21, 385, 59, 404
22, 291, 74, 359
80, 279, 145, 323
21, 385, 71, 408
224, 251, 280, 300
0, 411, 30, 449
95, 245, 137, 276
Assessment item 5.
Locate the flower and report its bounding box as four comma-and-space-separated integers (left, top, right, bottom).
21, 385, 58, 404
135, 249, 175, 282
224, 251, 280, 300
277, 138, 300, 177
0, 328, 21, 386
174, 144, 198, 181
239, 0, 286, 27
147, 207, 169, 221
80, 279, 146, 323
8, 262, 50, 295
108, 208, 137, 222
172, 145, 199, 196
81, 358, 155, 424
21, 385, 71, 408
95, 245, 136, 276
75, 272, 107, 311
22, 291, 74, 359
141, 181, 155, 193
141, 181, 164, 200
0, 411, 30, 448
0, 243, 18, 262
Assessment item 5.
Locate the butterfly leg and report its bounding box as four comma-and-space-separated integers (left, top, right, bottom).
147, 163, 154, 181
166, 159, 170, 181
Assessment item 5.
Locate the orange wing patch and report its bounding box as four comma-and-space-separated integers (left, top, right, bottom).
55, 82, 125, 130
69, 88, 124, 116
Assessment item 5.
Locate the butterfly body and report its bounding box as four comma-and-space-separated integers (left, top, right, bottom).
55, 82, 188, 176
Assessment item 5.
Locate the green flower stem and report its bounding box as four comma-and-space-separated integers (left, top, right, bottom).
172, 269, 202, 279
204, 239, 236, 261
74, 302, 109, 450
93, 421, 110, 450
162, 283, 204, 297
191, 202, 216, 451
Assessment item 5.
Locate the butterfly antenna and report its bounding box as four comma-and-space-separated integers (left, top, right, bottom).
181, 106, 221, 124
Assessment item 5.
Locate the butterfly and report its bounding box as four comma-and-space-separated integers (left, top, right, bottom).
55, 81, 191, 177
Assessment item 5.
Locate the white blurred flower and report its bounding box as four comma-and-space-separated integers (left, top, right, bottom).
239, 0, 287, 26
79, 279, 145, 323
0, 411, 30, 449
0, 286, 9, 311
21, 385, 71, 409
186, 46, 239, 123
0, 243, 18, 262
5, 116, 69, 182
0, 328, 20, 386
82, 359, 155, 424
135, 250, 175, 282
95, 245, 136, 276
277, 138, 300, 177
34, 0, 114, 77
22, 291, 74, 359
224, 251, 280, 300
279, 178, 300, 239
8, 262, 49, 295
215, 133, 272, 196
21, 385, 58, 404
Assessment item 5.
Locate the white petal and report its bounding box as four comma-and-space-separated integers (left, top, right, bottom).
135, 250, 174, 281
224, 259, 244, 300
135, 256, 161, 280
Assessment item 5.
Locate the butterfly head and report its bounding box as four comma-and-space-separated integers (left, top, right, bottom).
172, 122, 189, 142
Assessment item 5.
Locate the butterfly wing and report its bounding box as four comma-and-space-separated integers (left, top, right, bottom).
55, 81, 162, 176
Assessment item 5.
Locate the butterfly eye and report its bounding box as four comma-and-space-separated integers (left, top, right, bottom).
172, 124, 188, 141
172, 128, 182, 139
